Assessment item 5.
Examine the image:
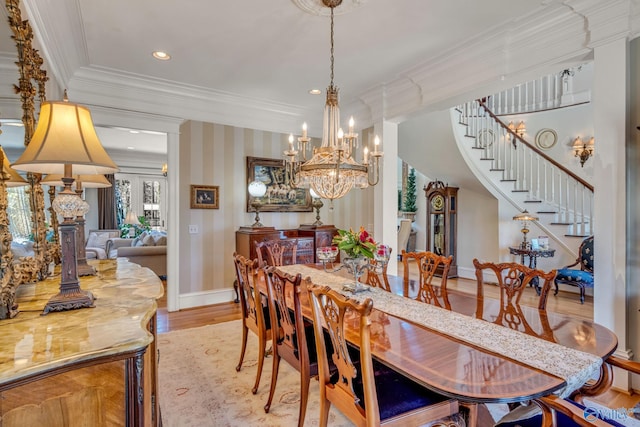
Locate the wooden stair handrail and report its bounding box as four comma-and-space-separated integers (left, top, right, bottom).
477, 99, 594, 192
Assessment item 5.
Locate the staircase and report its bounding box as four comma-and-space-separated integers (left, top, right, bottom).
451, 99, 593, 255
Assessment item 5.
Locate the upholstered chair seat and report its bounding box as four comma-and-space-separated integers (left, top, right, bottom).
554, 236, 594, 304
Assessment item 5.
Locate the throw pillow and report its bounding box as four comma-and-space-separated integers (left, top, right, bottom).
142, 234, 156, 246
86, 232, 112, 250
154, 235, 167, 246
133, 231, 148, 247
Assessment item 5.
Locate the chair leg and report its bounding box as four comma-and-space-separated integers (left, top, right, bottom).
264, 351, 281, 412
318, 398, 331, 427
580, 286, 585, 304
297, 375, 311, 427
252, 333, 268, 394
236, 323, 248, 372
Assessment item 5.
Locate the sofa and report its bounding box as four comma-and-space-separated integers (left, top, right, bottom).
108, 230, 167, 278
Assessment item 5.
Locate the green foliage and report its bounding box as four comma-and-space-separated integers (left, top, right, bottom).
403, 168, 418, 212
120, 215, 152, 238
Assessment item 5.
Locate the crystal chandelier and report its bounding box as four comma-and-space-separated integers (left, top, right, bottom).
285, 0, 382, 201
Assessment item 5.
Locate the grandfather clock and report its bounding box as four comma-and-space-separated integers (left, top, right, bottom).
424, 180, 458, 277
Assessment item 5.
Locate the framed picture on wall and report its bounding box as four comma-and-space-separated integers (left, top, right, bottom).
190, 185, 219, 209
246, 156, 312, 212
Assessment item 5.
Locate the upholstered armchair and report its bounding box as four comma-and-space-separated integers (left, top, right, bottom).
85, 229, 120, 260
554, 236, 594, 304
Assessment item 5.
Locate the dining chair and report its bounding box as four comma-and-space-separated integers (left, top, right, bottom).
232, 252, 271, 394
364, 247, 393, 291
473, 259, 556, 310
255, 239, 298, 266
307, 284, 461, 427
402, 250, 453, 308
263, 266, 318, 427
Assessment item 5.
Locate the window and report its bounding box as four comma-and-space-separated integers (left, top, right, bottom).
115, 174, 166, 229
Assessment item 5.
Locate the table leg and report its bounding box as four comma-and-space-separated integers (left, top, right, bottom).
461, 402, 478, 427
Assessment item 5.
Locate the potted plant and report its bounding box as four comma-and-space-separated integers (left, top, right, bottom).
402, 168, 418, 221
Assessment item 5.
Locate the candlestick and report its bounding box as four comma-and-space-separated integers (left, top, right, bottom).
363, 146, 369, 163
302, 122, 308, 138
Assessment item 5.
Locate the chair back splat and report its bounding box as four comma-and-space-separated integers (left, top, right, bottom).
264, 267, 318, 427
473, 259, 555, 311
232, 252, 271, 394
365, 247, 392, 291
402, 250, 453, 308
256, 239, 298, 266
308, 284, 460, 427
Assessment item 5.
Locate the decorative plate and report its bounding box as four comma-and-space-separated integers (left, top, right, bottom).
535, 128, 557, 150
477, 128, 495, 148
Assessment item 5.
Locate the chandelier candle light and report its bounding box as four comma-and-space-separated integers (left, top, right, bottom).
12, 94, 119, 314
284, 0, 383, 202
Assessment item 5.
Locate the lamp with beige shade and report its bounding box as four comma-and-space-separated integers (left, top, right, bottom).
12, 95, 119, 314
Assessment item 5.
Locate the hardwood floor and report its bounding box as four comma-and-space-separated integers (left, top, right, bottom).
156, 263, 639, 410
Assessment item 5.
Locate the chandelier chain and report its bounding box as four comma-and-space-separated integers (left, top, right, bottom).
329, 5, 335, 88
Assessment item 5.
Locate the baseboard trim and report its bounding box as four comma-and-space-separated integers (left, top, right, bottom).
178, 288, 235, 310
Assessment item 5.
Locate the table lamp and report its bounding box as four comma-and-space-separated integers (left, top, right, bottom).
43, 174, 112, 276
12, 95, 119, 314
248, 180, 267, 228
125, 211, 141, 237
513, 209, 539, 249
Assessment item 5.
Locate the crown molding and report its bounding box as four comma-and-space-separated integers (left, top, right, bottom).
67, 66, 315, 136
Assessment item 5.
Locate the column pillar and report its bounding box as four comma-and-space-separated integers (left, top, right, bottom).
592, 37, 630, 389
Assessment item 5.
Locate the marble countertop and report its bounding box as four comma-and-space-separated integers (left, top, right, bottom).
0, 259, 164, 386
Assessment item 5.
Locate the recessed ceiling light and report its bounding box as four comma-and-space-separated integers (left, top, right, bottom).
127, 146, 135, 150
129, 130, 140, 134
309, 89, 321, 95
152, 51, 171, 61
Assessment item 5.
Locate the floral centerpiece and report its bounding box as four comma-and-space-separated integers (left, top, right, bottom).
332, 227, 378, 259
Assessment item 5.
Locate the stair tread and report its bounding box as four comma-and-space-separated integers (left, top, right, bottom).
500, 179, 516, 182
537, 211, 557, 214
551, 222, 589, 225
489, 168, 505, 171
512, 190, 529, 193
564, 234, 590, 238
480, 158, 494, 161
524, 200, 542, 203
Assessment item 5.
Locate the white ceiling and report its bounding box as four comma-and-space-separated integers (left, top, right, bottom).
0, 0, 637, 155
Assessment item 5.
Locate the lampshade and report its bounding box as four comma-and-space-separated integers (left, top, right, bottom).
42, 173, 112, 188
0, 146, 28, 187
513, 209, 539, 222
248, 180, 267, 198
125, 211, 141, 225
12, 100, 119, 175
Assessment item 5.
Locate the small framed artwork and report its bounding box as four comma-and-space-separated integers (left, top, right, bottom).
246, 156, 312, 212
190, 185, 219, 209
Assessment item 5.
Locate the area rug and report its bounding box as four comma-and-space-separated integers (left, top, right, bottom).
157, 320, 353, 426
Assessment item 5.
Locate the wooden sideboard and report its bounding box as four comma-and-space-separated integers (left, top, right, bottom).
235, 224, 338, 264
0, 259, 164, 426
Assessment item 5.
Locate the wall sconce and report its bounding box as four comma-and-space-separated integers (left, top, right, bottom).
507, 121, 526, 148
573, 137, 594, 167
161, 163, 168, 177
247, 180, 267, 228
310, 187, 324, 226
513, 209, 539, 249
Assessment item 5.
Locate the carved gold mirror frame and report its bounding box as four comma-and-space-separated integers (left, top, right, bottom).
0, 0, 58, 318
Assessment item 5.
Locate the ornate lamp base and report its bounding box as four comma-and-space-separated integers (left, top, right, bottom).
77, 262, 96, 276
42, 287, 95, 315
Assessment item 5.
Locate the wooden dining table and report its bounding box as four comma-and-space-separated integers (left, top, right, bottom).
268, 263, 617, 411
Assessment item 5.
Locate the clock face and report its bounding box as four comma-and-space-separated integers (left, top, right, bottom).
431, 194, 444, 211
